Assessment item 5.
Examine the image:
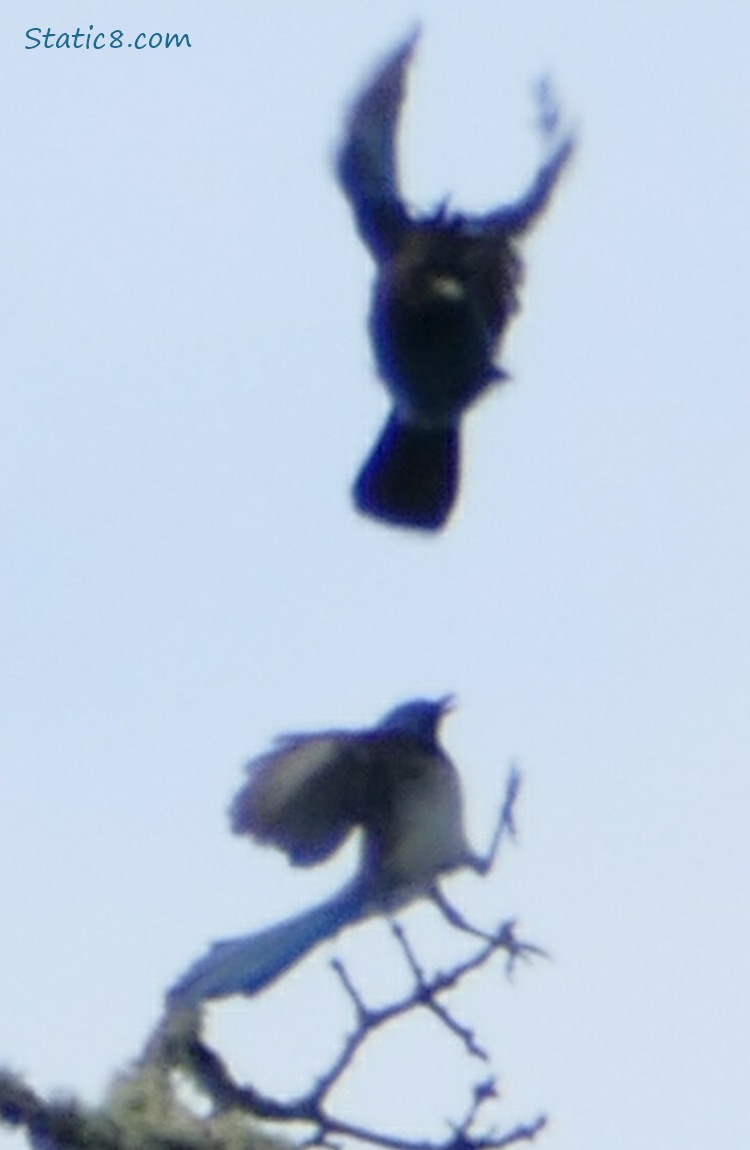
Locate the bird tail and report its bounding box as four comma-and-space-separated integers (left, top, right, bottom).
166, 882, 367, 1009
353, 414, 459, 530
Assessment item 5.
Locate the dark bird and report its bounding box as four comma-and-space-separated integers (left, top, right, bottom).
338, 32, 575, 530
168, 697, 495, 1008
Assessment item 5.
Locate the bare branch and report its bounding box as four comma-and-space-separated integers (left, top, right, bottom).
388, 922, 488, 1060
145, 905, 547, 1150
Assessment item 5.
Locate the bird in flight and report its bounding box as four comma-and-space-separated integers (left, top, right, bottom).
338, 31, 575, 530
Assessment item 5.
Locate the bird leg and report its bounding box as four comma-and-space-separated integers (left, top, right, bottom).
468, 765, 522, 878
429, 885, 494, 941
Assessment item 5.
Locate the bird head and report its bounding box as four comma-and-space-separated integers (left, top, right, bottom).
376, 695, 454, 743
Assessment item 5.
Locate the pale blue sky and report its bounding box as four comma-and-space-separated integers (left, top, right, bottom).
2, 2, 750, 1149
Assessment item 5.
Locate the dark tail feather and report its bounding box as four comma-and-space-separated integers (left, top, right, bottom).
167, 882, 367, 1008
353, 414, 459, 530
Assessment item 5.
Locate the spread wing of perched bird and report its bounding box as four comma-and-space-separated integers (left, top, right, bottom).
338, 31, 575, 530
168, 697, 485, 1008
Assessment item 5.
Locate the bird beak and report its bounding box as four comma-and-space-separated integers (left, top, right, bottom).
437, 694, 456, 715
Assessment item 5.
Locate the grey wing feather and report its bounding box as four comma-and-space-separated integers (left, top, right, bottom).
229, 732, 371, 865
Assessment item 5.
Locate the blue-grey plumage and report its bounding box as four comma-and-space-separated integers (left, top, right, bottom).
167, 697, 482, 1009
168, 883, 367, 1007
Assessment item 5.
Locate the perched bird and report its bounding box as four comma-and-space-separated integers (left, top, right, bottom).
338, 31, 575, 530
168, 697, 490, 1008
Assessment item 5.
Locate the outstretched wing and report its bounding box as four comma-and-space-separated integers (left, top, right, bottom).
229, 731, 371, 865
476, 79, 575, 237
336, 30, 417, 259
